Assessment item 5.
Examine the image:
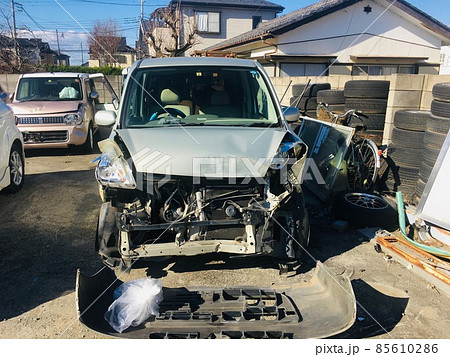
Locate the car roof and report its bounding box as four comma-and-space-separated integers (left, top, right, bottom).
20, 72, 90, 78
138, 57, 259, 69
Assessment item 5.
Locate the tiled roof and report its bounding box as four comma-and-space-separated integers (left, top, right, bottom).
169, 0, 284, 12
205, 0, 450, 51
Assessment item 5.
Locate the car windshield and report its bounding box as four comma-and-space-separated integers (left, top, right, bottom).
16, 77, 82, 101
122, 66, 279, 128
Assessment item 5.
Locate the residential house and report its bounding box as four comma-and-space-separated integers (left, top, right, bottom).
89, 37, 136, 68
0, 35, 70, 69
202, 0, 450, 77
138, 0, 284, 57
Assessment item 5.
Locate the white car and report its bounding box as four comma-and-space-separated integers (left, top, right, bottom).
0, 100, 25, 193
93, 57, 310, 269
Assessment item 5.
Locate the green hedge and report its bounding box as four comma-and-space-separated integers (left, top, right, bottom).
42, 65, 123, 75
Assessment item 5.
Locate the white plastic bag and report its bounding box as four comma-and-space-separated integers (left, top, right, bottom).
104, 278, 163, 333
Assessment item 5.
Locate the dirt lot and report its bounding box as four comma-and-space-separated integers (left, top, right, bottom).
0, 149, 449, 339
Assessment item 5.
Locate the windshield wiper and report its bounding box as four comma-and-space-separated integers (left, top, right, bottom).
241, 122, 274, 127
161, 122, 205, 127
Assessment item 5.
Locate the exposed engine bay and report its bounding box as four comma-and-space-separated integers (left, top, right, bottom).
96, 135, 309, 269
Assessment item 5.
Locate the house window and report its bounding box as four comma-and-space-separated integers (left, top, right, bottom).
114, 55, 127, 64
252, 16, 262, 29
352, 65, 416, 75
196, 11, 220, 33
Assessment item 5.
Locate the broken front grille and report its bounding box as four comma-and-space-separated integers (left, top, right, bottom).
23, 130, 68, 143
18, 116, 65, 125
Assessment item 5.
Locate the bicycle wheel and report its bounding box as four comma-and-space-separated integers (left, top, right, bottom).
346, 139, 380, 191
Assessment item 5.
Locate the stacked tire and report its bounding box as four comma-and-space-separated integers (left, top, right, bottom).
386, 110, 429, 203
416, 83, 450, 200
344, 80, 390, 146
317, 89, 345, 122
290, 83, 331, 118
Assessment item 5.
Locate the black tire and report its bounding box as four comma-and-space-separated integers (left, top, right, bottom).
430, 100, 450, 118
423, 144, 441, 167
345, 98, 387, 114
304, 110, 317, 118
300, 97, 318, 110
96, 202, 121, 267
423, 129, 446, 149
289, 96, 299, 106
427, 114, 450, 134
80, 123, 94, 153
391, 127, 424, 148
328, 103, 346, 113
349, 114, 385, 130
3, 143, 24, 193
432, 83, 450, 102
344, 80, 390, 98
384, 179, 416, 203
419, 161, 433, 182
276, 191, 310, 259
393, 110, 429, 132
415, 178, 427, 198
333, 191, 397, 229
388, 145, 422, 168
292, 83, 330, 97
387, 165, 419, 184
317, 89, 345, 104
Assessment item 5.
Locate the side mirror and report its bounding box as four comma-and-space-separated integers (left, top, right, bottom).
9, 92, 14, 102
90, 91, 99, 100
95, 110, 116, 127
282, 106, 300, 123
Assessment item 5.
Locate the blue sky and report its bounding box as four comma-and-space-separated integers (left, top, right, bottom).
0, 0, 448, 65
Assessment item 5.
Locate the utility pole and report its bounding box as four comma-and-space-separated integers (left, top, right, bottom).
81, 42, 84, 65
56, 29, 61, 65
138, 0, 144, 59
11, 0, 19, 68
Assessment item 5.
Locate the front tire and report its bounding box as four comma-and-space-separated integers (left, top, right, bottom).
80, 124, 94, 153
4, 144, 24, 193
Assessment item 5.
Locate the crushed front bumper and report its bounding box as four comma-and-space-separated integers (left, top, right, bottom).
76, 262, 356, 339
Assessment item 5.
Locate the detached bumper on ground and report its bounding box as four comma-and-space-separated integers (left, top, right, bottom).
76, 262, 356, 339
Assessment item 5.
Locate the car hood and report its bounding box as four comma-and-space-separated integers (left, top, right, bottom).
10, 101, 82, 115
116, 127, 287, 178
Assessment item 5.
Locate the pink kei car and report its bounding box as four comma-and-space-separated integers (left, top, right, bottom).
9, 72, 119, 151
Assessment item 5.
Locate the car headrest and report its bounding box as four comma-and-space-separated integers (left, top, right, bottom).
160, 89, 180, 104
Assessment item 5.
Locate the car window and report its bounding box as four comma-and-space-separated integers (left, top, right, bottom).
122, 66, 279, 128
91, 77, 115, 105
16, 77, 82, 101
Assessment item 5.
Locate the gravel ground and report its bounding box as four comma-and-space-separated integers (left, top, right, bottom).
0, 149, 449, 339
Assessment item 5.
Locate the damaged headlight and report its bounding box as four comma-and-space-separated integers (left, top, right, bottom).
95, 140, 136, 189
64, 113, 83, 125
270, 142, 299, 170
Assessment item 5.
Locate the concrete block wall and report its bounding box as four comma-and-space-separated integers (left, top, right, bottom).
270, 74, 450, 145
0, 74, 21, 93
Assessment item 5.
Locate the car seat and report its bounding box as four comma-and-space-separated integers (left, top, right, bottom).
160, 89, 192, 117
202, 91, 241, 118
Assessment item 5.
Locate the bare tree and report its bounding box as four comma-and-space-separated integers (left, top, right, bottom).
0, 11, 39, 73
88, 19, 122, 66
144, 5, 197, 57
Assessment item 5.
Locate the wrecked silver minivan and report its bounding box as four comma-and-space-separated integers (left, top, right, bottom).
94, 58, 309, 269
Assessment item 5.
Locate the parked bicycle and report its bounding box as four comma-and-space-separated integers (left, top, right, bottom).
318, 102, 381, 192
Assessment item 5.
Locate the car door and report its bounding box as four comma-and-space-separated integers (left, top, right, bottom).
0, 102, 11, 181
88, 74, 119, 112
